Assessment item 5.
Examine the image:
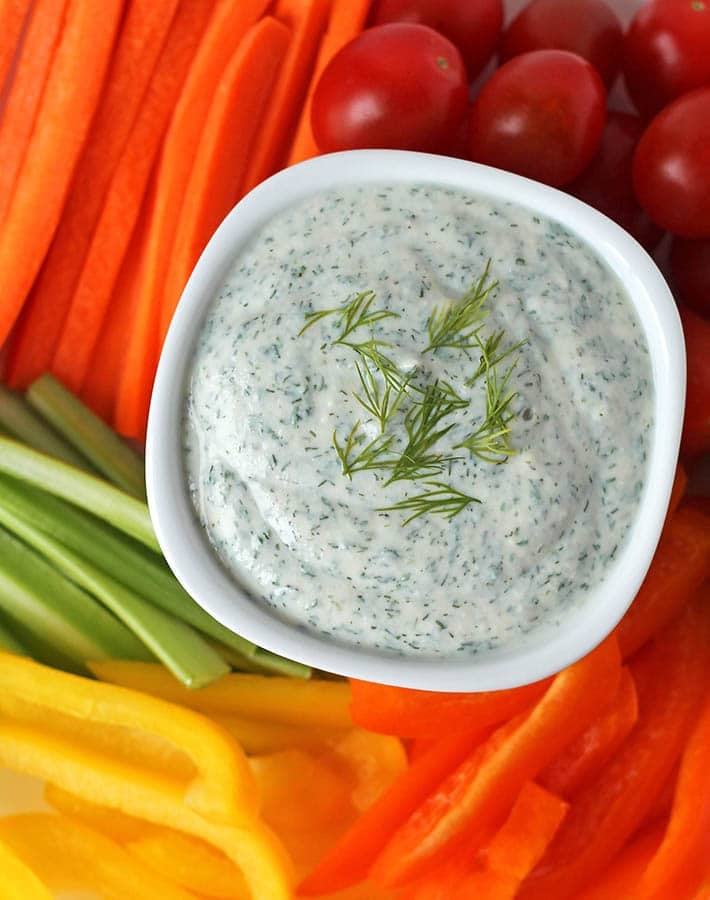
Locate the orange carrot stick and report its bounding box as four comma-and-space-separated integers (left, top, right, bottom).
161, 16, 291, 336
4, 0, 180, 390
79, 178, 157, 423
0, 0, 28, 97
0, 0, 123, 346
107, 0, 271, 438
47, 0, 216, 394
287, 0, 371, 165
241, 0, 332, 194
0, 0, 67, 223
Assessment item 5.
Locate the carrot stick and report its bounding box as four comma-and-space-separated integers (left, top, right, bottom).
79, 177, 157, 423
241, 0, 332, 194
287, 0, 371, 165
616, 505, 710, 658
0, 0, 29, 99
47, 0, 217, 394
4, 0, 180, 390
0, 0, 123, 347
0, 0, 68, 224
108, 0, 272, 439
160, 16, 291, 338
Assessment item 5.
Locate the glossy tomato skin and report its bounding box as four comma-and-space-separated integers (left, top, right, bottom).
670, 237, 710, 317
623, 0, 710, 119
467, 51, 607, 188
371, 0, 503, 78
311, 24, 468, 154
570, 112, 663, 251
632, 88, 710, 238
500, 0, 623, 87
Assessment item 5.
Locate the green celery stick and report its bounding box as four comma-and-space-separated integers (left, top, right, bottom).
214, 639, 312, 679
0, 384, 91, 470
0, 506, 229, 688
0, 617, 28, 655
0, 474, 258, 657
27, 374, 146, 500
0, 436, 159, 551
0, 612, 91, 674
0, 526, 150, 666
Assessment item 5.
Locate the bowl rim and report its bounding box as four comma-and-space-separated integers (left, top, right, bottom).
146, 149, 685, 692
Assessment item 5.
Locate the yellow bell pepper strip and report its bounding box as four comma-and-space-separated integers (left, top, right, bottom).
90, 660, 354, 728
45, 782, 152, 842
370, 635, 621, 887
214, 712, 348, 754
0, 652, 257, 825
0, 837, 53, 900
0, 813, 198, 900
0, 653, 294, 899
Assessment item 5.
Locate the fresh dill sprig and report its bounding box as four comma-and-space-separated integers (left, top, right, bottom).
456, 358, 521, 463
378, 481, 480, 525
342, 338, 411, 393
353, 361, 409, 433
299, 291, 400, 341
423, 260, 498, 353
387, 382, 463, 483
333, 422, 395, 479
466, 330, 528, 386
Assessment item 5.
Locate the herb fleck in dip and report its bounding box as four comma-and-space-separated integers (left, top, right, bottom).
183, 183, 653, 658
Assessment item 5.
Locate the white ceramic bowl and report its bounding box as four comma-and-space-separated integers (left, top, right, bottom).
146, 150, 684, 692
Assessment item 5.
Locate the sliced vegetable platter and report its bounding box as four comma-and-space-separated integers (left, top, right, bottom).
1, 0, 709, 898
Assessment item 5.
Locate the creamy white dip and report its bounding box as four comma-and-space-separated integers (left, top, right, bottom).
183, 183, 653, 658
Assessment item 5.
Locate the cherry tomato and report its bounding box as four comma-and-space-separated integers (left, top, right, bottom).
670, 237, 710, 317
467, 51, 607, 188
500, 0, 623, 87
371, 0, 503, 78
569, 112, 663, 251
632, 88, 710, 238
680, 307, 710, 458
623, 0, 710, 119
311, 24, 468, 154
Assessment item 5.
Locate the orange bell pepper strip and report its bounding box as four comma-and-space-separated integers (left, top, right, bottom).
0, 813, 198, 899
212, 712, 347, 755
90, 659, 353, 729
0, 837, 53, 900
370, 635, 621, 887
538, 666, 638, 798
517, 593, 710, 900
575, 826, 665, 900
321, 729, 407, 812
634, 691, 710, 900
616, 504, 710, 658
297, 730, 487, 895
349, 676, 551, 739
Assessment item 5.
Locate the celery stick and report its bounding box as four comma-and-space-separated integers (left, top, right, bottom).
0, 384, 91, 470
27, 374, 146, 500
0, 613, 89, 675
214, 639, 312, 679
0, 436, 159, 551
0, 506, 229, 688
0, 526, 150, 666
0, 617, 28, 655
0, 475, 258, 657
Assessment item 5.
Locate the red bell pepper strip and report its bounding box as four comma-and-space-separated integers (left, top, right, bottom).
296, 730, 486, 895
370, 636, 621, 887
680, 306, 710, 459
668, 464, 687, 515
635, 687, 710, 899
616, 504, 710, 658
538, 666, 637, 798
576, 826, 665, 900
349, 676, 551, 739
517, 593, 710, 900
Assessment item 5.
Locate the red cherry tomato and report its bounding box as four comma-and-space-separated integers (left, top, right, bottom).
623, 0, 710, 119
371, 0, 503, 78
680, 307, 710, 458
500, 0, 623, 87
311, 24, 469, 154
569, 112, 663, 251
632, 88, 710, 238
670, 237, 710, 317
467, 51, 607, 188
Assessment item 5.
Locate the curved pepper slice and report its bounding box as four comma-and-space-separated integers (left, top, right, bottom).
518, 593, 710, 900
349, 676, 551, 739
370, 636, 621, 887
90, 660, 353, 728
538, 666, 638, 798
0, 837, 53, 900
575, 826, 665, 900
